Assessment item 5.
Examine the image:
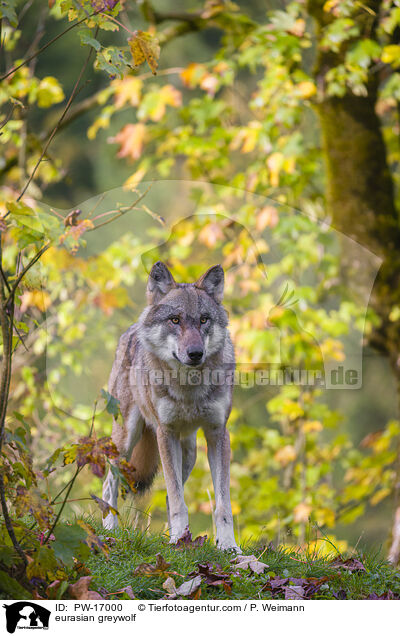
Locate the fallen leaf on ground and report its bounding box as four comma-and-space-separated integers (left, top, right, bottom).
263, 576, 329, 599
67, 576, 103, 600
285, 585, 304, 599
176, 575, 202, 597
172, 528, 208, 549
232, 554, 269, 574
162, 577, 177, 597
189, 562, 232, 592
114, 585, 135, 599
330, 556, 366, 572
132, 553, 170, 576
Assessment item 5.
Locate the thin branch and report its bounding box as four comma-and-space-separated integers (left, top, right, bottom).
12, 320, 29, 352
43, 466, 82, 544
0, 262, 10, 293
0, 13, 97, 82
16, 29, 98, 202
8, 242, 51, 305
88, 184, 153, 231
0, 475, 27, 565
0, 104, 16, 132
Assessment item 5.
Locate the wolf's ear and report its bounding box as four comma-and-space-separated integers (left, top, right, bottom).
147, 261, 176, 304
195, 265, 224, 303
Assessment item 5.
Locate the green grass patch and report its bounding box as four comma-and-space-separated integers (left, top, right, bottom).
87, 521, 400, 600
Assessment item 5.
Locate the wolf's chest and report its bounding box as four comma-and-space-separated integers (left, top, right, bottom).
155, 391, 228, 436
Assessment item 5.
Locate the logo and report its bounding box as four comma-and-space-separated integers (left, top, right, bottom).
3, 602, 50, 634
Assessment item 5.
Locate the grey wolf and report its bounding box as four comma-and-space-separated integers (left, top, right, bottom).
102, 261, 240, 551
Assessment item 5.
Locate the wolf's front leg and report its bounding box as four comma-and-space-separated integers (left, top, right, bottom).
205, 427, 240, 552
102, 467, 119, 530
102, 406, 144, 530
157, 425, 189, 543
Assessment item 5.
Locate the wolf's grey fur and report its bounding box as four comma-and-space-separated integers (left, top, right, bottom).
102, 262, 239, 551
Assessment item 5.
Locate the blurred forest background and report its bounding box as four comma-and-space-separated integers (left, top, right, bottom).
2, 0, 400, 573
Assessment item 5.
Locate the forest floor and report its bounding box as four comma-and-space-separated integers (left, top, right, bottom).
86, 521, 400, 600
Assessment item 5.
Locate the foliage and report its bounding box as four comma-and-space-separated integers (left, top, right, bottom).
1, 0, 400, 596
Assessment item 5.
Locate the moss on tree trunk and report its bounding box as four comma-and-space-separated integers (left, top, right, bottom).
309, 0, 400, 560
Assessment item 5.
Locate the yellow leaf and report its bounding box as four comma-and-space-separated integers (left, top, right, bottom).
370, 488, 391, 506
302, 420, 323, 433
288, 18, 306, 37
124, 167, 147, 191
180, 63, 206, 88
20, 290, 51, 312
129, 31, 160, 74
36, 76, 65, 108
381, 45, 400, 67
297, 81, 317, 99
113, 77, 142, 109
274, 445, 296, 466
267, 152, 284, 187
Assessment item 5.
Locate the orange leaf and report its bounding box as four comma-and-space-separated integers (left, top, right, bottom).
110, 123, 146, 160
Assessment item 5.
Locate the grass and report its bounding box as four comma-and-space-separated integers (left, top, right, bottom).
86, 520, 400, 600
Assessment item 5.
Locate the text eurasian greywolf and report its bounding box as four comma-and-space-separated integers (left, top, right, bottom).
102, 261, 240, 551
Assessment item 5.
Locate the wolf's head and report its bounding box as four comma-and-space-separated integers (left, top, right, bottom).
139, 262, 229, 367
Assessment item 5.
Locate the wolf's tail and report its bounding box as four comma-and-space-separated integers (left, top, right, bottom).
129, 424, 159, 494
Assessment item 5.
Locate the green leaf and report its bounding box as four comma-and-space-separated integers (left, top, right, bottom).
101, 389, 120, 417
79, 28, 101, 51
53, 523, 90, 567
0, 570, 31, 599
0, 545, 16, 567
0, 0, 18, 27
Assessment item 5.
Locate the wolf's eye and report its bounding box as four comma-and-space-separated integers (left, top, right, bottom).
170, 316, 180, 324
200, 316, 209, 324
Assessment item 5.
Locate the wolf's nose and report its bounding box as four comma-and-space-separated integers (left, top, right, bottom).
187, 347, 203, 362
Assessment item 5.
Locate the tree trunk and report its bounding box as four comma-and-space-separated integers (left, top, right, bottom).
309, 0, 400, 561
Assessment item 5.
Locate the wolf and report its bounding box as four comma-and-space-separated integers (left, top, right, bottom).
102, 261, 240, 551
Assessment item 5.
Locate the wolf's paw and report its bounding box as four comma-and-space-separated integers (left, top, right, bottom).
103, 512, 119, 531
169, 524, 191, 545
216, 538, 242, 554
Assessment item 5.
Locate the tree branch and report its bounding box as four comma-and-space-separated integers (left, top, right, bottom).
16, 29, 99, 203
0, 13, 97, 82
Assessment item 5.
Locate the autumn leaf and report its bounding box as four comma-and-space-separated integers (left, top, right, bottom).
67, 576, 104, 600
330, 556, 366, 573
20, 290, 51, 313
115, 585, 135, 599
110, 123, 146, 160
27, 545, 59, 581
162, 576, 177, 597
77, 520, 109, 557
274, 445, 296, 466
133, 553, 171, 576
14, 486, 53, 530
232, 554, 269, 574
113, 77, 142, 109
63, 436, 118, 477
138, 85, 182, 122
172, 527, 208, 549
90, 493, 119, 519
256, 206, 279, 231
128, 31, 160, 74
175, 575, 202, 597
64, 209, 81, 227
